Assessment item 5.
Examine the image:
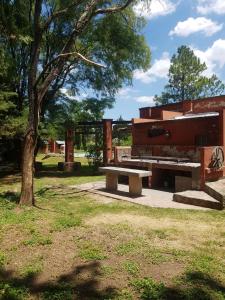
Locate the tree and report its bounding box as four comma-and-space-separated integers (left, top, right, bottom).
0, 46, 26, 137
0, 1, 150, 205
113, 116, 131, 146
154, 45, 225, 105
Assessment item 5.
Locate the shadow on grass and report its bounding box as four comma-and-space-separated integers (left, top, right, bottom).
165, 271, 225, 299
1, 266, 225, 299
35, 165, 102, 179
0, 171, 21, 185
0, 191, 19, 204
0, 262, 117, 300
35, 185, 92, 199
131, 271, 225, 300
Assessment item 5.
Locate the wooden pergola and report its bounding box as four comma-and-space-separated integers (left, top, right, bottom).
62, 119, 131, 171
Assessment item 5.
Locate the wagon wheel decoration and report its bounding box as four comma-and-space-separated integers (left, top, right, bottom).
210, 147, 224, 169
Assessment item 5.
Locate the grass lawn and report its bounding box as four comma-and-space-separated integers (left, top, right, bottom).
0, 155, 225, 299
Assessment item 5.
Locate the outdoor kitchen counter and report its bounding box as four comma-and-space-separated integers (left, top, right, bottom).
120, 159, 201, 172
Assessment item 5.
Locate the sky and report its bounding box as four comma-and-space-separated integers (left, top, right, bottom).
104, 0, 225, 120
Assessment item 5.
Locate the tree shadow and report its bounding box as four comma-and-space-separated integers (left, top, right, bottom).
1, 260, 225, 299
0, 191, 19, 204
35, 186, 92, 199
0, 261, 117, 300
164, 271, 225, 299
0, 171, 21, 184
35, 165, 102, 179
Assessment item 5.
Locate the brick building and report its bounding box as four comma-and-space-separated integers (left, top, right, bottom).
115, 95, 225, 194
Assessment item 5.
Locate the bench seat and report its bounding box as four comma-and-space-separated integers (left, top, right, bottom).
99, 167, 151, 196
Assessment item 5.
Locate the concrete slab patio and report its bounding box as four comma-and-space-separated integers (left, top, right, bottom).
72, 180, 210, 210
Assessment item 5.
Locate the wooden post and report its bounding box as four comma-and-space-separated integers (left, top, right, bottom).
65, 129, 74, 163
49, 139, 56, 153
103, 119, 113, 165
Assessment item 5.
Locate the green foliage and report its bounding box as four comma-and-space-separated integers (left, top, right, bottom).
0, 1, 150, 141
0, 283, 28, 300
116, 241, 138, 256
20, 261, 43, 277
100, 265, 115, 277
52, 215, 81, 231
144, 248, 169, 265
0, 251, 6, 267
113, 116, 132, 146
78, 242, 107, 261
23, 230, 52, 246
85, 144, 103, 171
123, 261, 140, 276
116, 289, 134, 300
155, 45, 225, 104
132, 278, 166, 300
0, 47, 27, 137
42, 283, 73, 300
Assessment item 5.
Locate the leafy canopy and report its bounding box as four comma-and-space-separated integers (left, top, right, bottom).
0, 0, 151, 137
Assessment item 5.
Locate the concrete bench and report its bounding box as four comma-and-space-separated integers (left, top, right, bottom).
99, 166, 151, 196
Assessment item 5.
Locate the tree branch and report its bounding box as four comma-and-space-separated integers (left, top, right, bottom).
94, 0, 134, 15
41, 0, 83, 32
58, 52, 105, 68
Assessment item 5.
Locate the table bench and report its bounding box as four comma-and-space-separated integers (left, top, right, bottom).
99, 166, 152, 196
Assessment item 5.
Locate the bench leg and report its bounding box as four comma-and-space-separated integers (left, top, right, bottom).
129, 176, 142, 196
106, 173, 118, 190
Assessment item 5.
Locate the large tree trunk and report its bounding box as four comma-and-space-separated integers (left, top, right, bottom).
20, 130, 36, 205
19, 92, 40, 205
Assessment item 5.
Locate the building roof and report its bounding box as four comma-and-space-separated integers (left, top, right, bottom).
172, 112, 219, 120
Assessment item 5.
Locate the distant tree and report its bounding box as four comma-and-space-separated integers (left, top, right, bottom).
113, 116, 131, 146
0, 47, 26, 137
154, 45, 225, 105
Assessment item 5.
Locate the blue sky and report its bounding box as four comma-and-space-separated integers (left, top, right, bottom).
104, 0, 225, 120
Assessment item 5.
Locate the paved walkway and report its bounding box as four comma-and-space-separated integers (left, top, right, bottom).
73, 181, 209, 210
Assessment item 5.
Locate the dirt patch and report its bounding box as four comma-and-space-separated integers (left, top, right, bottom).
85, 212, 218, 251
144, 261, 184, 284
86, 212, 212, 232
88, 193, 116, 204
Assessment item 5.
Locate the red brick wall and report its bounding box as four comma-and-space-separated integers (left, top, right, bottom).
139, 95, 225, 119
131, 145, 201, 162
193, 96, 225, 113
160, 110, 183, 120
200, 146, 225, 187
139, 107, 151, 118
132, 116, 219, 146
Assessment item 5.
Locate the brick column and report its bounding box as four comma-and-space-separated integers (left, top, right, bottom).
49, 139, 56, 153
65, 129, 74, 163
103, 119, 113, 165
218, 109, 225, 146
43, 143, 48, 154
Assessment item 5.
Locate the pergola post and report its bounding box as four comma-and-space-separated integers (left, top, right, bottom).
103, 119, 113, 165
65, 129, 74, 163
49, 139, 56, 153
58, 128, 81, 172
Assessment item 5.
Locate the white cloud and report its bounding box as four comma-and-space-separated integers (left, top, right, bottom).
134, 52, 170, 83
192, 39, 225, 76
136, 96, 155, 104
133, 0, 177, 19
117, 87, 133, 98
197, 0, 225, 15
116, 87, 155, 105
169, 17, 223, 37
